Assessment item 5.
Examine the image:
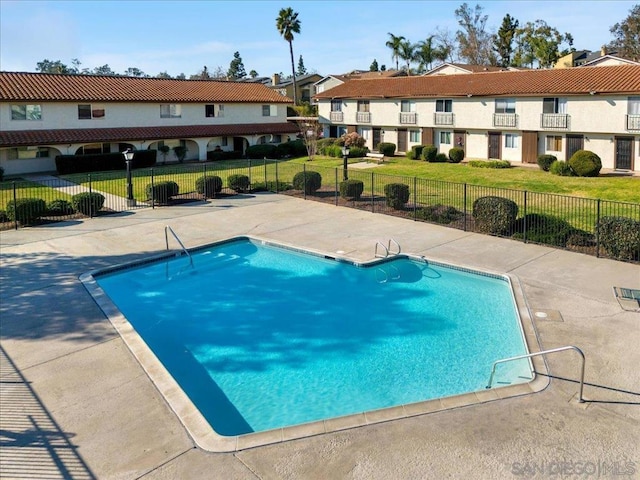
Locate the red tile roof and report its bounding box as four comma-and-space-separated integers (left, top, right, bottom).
0, 123, 300, 147
0, 72, 293, 103
314, 65, 640, 99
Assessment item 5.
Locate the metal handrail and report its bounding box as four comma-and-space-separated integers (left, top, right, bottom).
388, 238, 401, 256
164, 225, 193, 267
374, 241, 389, 258
486, 345, 586, 403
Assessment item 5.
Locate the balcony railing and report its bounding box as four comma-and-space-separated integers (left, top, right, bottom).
541, 113, 570, 129
434, 112, 454, 126
399, 112, 417, 124
356, 111, 371, 123
493, 113, 518, 128
330, 111, 344, 122
627, 114, 640, 131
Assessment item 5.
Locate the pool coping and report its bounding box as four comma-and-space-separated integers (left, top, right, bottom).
79, 235, 549, 453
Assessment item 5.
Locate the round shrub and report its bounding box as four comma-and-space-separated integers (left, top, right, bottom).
71, 192, 105, 216
339, 179, 364, 200
245, 144, 278, 159
146, 181, 179, 204
597, 216, 640, 261
537, 154, 557, 172
292, 171, 322, 194
47, 199, 75, 216
512, 213, 577, 247
195, 176, 222, 198
348, 146, 369, 158
448, 147, 465, 163
406, 145, 424, 160
472, 196, 519, 235
569, 150, 602, 177
317, 137, 338, 155
0, 210, 8, 222
275, 139, 306, 158
377, 142, 396, 156
6, 198, 47, 224
421, 145, 438, 162
435, 153, 449, 163
227, 174, 250, 193
549, 160, 574, 176
383, 183, 410, 210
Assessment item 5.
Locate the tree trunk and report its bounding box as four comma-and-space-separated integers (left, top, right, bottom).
289, 41, 298, 106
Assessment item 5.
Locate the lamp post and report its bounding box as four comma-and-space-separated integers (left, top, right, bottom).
342, 145, 350, 181
123, 149, 136, 206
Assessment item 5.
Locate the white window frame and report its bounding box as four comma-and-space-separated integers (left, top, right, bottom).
628, 96, 640, 115
436, 99, 452, 112
78, 103, 105, 120
543, 97, 567, 114
331, 100, 342, 112
401, 100, 416, 112
439, 131, 452, 144
160, 104, 181, 118
11, 104, 42, 121
504, 133, 518, 148
545, 135, 562, 152
262, 105, 277, 117
495, 98, 516, 114
357, 100, 370, 112
409, 130, 420, 143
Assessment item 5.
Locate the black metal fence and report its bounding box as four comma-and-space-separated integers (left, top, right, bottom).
1, 159, 639, 263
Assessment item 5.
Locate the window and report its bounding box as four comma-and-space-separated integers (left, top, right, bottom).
401, 100, 416, 112
545, 135, 562, 151
504, 134, 518, 148
357, 127, 371, 139
410, 130, 420, 143
221, 136, 228, 147
7, 146, 50, 160
262, 105, 277, 116
11, 104, 42, 120
160, 104, 181, 118
78, 104, 105, 120
316, 84, 325, 93
495, 98, 515, 114
77, 143, 111, 155
439, 132, 451, 144
357, 100, 370, 112
205, 104, 224, 117
436, 99, 452, 112
331, 100, 342, 112
629, 96, 640, 115
543, 97, 567, 114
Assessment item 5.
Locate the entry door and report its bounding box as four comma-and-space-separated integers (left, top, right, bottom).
615, 137, 633, 170
233, 137, 245, 153
454, 130, 466, 155
488, 132, 501, 159
397, 129, 408, 153
521, 131, 538, 164
372, 128, 382, 150
566, 134, 584, 160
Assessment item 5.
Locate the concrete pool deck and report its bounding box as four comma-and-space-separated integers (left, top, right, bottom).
1, 193, 638, 479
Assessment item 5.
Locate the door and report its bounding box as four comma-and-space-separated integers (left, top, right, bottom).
233, 137, 245, 153
565, 134, 584, 161
521, 131, 538, 164
372, 128, 382, 150
488, 132, 501, 159
454, 130, 466, 155
615, 137, 633, 170
422, 127, 434, 146
397, 129, 408, 153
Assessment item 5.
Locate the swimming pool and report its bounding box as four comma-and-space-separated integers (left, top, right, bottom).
83, 236, 539, 451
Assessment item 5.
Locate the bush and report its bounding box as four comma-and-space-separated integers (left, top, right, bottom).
448, 147, 465, 163
415, 204, 463, 224
292, 171, 322, 194
421, 145, 438, 162
339, 179, 364, 200
468, 160, 511, 169
245, 144, 278, 159
597, 216, 640, 261
47, 199, 75, 216
275, 139, 307, 158
435, 153, 449, 163
0, 166, 4, 181
341, 132, 366, 148
569, 150, 602, 177
228, 174, 250, 192
71, 192, 105, 216
348, 146, 369, 158
56, 152, 124, 175
383, 183, 410, 210
132, 149, 157, 168
146, 181, 179, 204
252, 180, 292, 192
195, 176, 222, 197
377, 142, 396, 156
6, 198, 47, 224
512, 213, 578, 247
0, 210, 7, 223
207, 149, 241, 161
537, 154, 557, 172
472, 196, 519, 235
406, 145, 424, 160
317, 137, 338, 155
550, 160, 574, 176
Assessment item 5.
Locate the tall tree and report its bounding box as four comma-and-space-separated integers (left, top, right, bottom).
93, 64, 116, 75
608, 4, 640, 61
35, 59, 74, 74
415, 36, 435, 72
493, 14, 519, 67
190, 66, 210, 80
398, 40, 416, 74
276, 7, 302, 105
124, 67, 146, 77
156, 71, 172, 79
249, 70, 259, 78
385, 33, 405, 70
434, 27, 456, 62
369, 59, 379, 71
518, 20, 570, 68
296, 55, 307, 76
227, 51, 246, 79
454, 3, 493, 64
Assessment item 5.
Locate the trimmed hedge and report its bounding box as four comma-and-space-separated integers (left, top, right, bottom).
6, 198, 47, 224
569, 150, 602, 177
245, 144, 278, 159
415, 204, 463, 224
512, 213, 579, 247
406, 145, 424, 160
252, 180, 292, 192
421, 145, 438, 162
47, 199, 75, 216
339, 179, 364, 200
275, 139, 307, 158
207, 150, 241, 161
195, 176, 222, 197
472, 196, 518, 235
228, 174, 250, 193
448, 147, 465, 163
377, 142, 396, 156
597, 216, 640, 261
292, 171, 322, 194
468, 160, 511, 169
550, 160, 574, 176
435, 153, 449, 163
55, 150, 156, 174
146, 181, 179, 204
71, 192, 105, 216
537, 154, 557, 172
383, 183, 410, 210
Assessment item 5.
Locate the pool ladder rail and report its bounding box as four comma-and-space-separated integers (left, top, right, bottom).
164, 225, 194, 268
375, 238, 401, 258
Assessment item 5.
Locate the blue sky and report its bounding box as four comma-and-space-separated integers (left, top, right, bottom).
0, 0, 635, 77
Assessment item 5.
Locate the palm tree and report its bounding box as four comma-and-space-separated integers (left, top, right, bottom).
415, 36, 435, 73
398, 40, 416, 75
385, 33, 405, 71
276, 7, 301, 105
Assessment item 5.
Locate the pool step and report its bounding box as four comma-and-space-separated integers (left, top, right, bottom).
374, 238, 401, 258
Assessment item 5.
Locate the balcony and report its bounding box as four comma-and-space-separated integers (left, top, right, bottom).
434, 112, 454, 126
541, 113, 570, 130
399, 112, 417, 124
493, 113, 518, 128
627, 114, 640, 131
356, 111, 371, 123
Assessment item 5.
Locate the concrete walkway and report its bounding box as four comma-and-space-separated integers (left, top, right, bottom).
0, 193, 638, 479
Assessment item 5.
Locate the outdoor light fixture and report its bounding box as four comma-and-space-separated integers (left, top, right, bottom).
342, 145, 350, 181
123, 149, 136, 206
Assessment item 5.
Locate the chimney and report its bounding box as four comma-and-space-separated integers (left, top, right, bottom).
271, 73, 280, 86
601, 45, 607, 56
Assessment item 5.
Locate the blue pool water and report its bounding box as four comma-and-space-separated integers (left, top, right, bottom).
95, 238, 531, 436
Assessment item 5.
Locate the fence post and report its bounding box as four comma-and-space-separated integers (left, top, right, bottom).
335, 168, 338, 206
248, 158, 252, 189
303, 163, 307, 200
151, 168, 155, 209
595, 198, 601, 258
88, 174, 93, 218
523, 191, 528, 243
413, 176, 417, 221
463, 183, 468, 232
12, 182, 17, 230
275, 160, 279, 193
371, 172, 375, 213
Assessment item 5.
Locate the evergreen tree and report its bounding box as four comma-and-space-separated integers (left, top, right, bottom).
296, 55, 307, 76
227, 51, 246, 79
369, 59, 379, 71
493, 14, 519, 67
249, 70, 259, 78
609, 4, 640, 61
